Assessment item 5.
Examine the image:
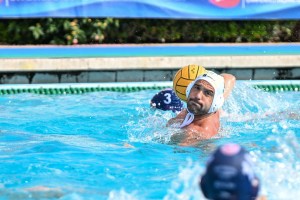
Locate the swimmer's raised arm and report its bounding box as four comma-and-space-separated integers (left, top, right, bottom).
221, 73, 236, 99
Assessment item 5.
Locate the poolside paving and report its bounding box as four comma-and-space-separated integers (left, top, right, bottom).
0, 43, 299, 83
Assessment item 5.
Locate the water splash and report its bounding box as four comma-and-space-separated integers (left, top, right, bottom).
108, 189, 139, 200
223, 82, 296, 121
126, 83, 299, 147
163, 159, 204, 200
252, 131, 300, 199
126, 108, 176, 144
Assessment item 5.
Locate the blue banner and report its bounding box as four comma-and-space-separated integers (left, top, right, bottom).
1, 0, 300, 19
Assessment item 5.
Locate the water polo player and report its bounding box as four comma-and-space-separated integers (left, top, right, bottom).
168, 70, 236, 146
200, 143, 260, 200
150, 88, 183, 113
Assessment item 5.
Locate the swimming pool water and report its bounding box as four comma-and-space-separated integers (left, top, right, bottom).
0, 81, 299, 200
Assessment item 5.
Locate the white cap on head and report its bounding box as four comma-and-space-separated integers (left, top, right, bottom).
186, 70, 225, 113
180, 70, 224, 128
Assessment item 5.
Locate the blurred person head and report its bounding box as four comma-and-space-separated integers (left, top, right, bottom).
200, 143, 260, 200
150, 88, 183, 113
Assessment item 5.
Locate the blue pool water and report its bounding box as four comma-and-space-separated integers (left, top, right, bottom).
0, 81, 299, 200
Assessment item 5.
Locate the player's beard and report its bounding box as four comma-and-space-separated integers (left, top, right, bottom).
187, 98, 209, 116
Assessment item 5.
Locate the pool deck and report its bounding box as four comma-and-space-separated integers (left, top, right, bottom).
0, 43, 300, 84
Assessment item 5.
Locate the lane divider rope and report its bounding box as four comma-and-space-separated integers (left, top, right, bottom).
0, 84, 298, 95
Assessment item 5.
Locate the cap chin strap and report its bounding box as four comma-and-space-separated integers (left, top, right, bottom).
180, 110, 194, 128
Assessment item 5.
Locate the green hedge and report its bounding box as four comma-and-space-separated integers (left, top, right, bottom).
0, 18, 299, 45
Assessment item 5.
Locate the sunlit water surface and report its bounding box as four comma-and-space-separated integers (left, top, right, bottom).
0, 82, 299, 200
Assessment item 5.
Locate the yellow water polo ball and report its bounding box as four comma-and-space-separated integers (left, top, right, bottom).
173, 64, 206, 102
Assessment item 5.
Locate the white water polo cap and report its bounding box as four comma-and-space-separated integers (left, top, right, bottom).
186, 70, 225, 114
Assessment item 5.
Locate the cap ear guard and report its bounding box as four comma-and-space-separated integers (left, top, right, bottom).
250, 177, 260, 198
209, 91, 224, 113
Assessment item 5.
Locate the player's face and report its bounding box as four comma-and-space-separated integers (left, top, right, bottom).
187, 80, 214, 115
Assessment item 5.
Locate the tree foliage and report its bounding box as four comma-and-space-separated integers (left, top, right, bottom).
0, 18, 298, 45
